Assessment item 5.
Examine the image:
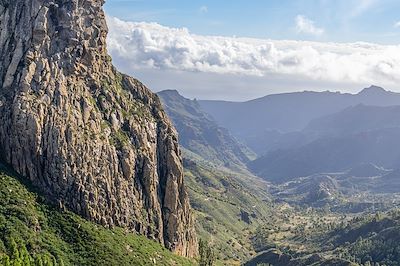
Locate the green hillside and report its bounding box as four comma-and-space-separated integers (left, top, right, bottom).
245, 205, 400, 265
182, 151, 272, 265
0, 164, 194, 266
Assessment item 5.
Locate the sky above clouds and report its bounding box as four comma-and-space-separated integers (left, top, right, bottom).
104, 0, 400, 100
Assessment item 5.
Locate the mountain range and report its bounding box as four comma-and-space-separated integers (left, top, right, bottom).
199, 86, 400, 155
158, 85, 400, 190
187, 86, 400, 186
249, 104, 400, 182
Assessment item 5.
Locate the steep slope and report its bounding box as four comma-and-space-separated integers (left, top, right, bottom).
0, 164, 194, 266
0, 0, 196, 256
158, 90, 254, 169
199, 86, 400, 154
182, 153, 272, 264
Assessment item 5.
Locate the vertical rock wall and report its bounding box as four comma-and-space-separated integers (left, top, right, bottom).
0, 0, 197, 257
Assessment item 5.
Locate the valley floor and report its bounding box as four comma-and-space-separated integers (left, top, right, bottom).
184, 155, 400, 266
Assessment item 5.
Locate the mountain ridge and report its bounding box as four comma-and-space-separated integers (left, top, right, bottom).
199, 85, 400, 154
249, 103, 400, 183
158, 89, 255, 169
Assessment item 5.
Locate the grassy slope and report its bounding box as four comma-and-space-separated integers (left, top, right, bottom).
0, 164, 194, 266
182, 150, 273, 265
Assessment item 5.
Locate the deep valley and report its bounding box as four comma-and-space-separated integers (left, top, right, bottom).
159, 88, 400, 266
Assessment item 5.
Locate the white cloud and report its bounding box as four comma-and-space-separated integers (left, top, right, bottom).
395, 21, 400, 28
295, 15, 324, 36
106, 16, 400, 97
199, 6, 208, 14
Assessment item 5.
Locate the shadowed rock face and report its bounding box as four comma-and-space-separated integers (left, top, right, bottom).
157, 89, 255, 169
0, 0, 197, 257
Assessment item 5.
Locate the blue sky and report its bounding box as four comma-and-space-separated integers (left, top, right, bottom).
104, 0, 400, 100
105, 0, 400, 44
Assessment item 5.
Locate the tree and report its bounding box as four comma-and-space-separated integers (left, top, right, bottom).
9, 238, 22, 266
19, 245, 32, 266
1, 255, 11, 266
198, 239, 216, 266
34, 257, 44, 266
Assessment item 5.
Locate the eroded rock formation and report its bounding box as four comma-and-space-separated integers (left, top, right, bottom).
0, 0, 197, 257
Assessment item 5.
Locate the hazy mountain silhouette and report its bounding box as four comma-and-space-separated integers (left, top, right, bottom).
248, 104, 400, 182
305, 104, 400, 136
199, 86, 400, 154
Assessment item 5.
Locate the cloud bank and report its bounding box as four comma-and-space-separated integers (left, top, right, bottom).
106, 16, 400, 99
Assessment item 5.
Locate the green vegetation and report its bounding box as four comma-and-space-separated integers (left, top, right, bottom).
330, 211, 400, 266
183, 152, 272, 265
245, 203, 400, 265
0, 164, 194, 266
198, 239, 216, 266
109, 129, 130, 149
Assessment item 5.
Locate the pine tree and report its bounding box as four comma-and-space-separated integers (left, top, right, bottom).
34, 256, 44, 266
199, 239, 215, 266
19, 245, 32, 266
8, 238, 22, 266
2, 255, 11, 266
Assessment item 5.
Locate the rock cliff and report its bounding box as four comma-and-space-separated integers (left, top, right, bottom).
0, 0, 197, 257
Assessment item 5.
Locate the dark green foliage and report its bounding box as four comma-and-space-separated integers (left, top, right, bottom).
0, 237, 59, 266
250, 227, 276, 253
244, 206, 400, 265
198, 239, 215, 266
329, 212, 400, 266
0, 164, 194, 266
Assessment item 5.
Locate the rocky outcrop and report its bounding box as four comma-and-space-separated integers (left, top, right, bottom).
0, 0, 197, 257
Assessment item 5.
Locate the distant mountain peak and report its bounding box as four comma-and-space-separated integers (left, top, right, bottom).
158, 89, 181, 96
358, 85, 387, 95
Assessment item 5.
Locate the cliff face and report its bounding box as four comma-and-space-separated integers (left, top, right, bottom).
0, 0, 197, 257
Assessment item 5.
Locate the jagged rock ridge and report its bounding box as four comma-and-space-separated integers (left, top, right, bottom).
0, 0, 197, 257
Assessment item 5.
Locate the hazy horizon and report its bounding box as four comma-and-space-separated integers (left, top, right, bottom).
156, 84, 395, 103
